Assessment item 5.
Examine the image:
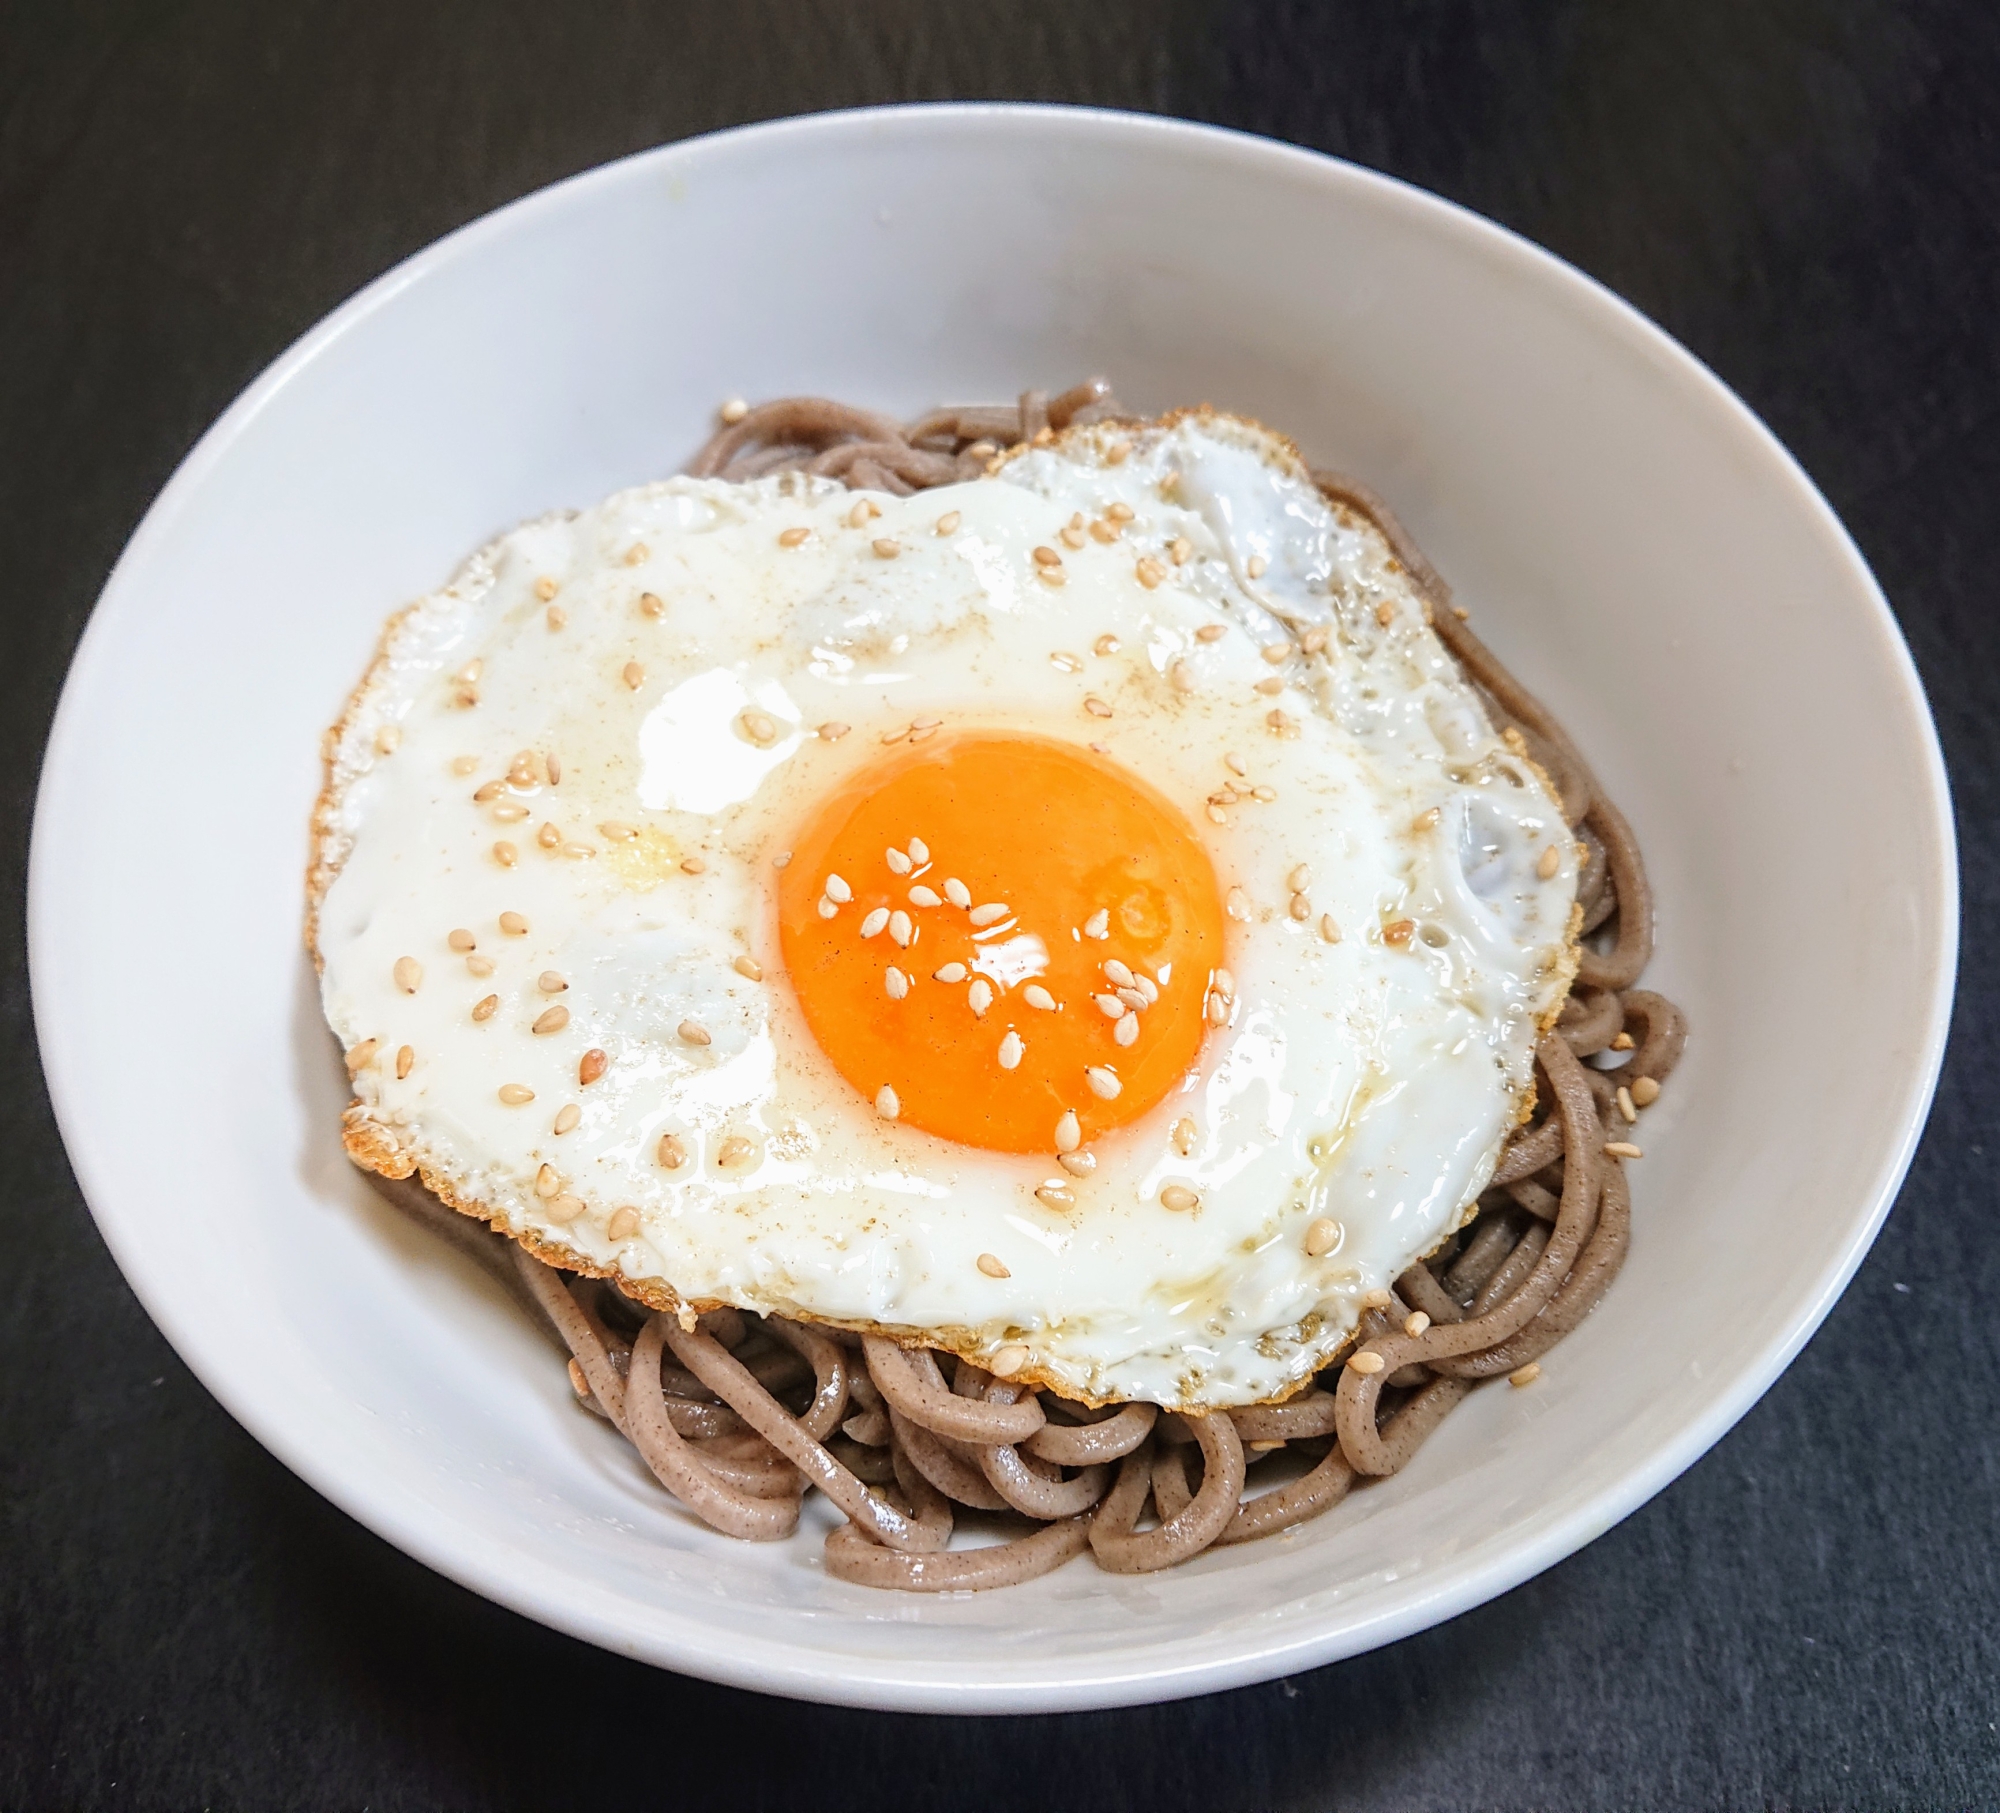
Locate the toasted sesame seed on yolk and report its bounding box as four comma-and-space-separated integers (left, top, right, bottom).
777, 734, 1227, 1153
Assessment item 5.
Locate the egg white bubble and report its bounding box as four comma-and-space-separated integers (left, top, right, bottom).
314, 414, 1577, 1409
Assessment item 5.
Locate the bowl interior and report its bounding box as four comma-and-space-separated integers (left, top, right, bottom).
29, 106, 1954, 1711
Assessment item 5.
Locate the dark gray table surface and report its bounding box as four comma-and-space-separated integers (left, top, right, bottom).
4, 4, 1995, 1807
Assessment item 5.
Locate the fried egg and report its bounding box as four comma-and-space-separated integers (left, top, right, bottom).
311, 412, 1578, 1410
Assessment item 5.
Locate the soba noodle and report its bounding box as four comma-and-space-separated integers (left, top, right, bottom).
386, 381, 1687, 1590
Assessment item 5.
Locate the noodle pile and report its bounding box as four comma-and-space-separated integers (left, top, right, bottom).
385, 381, 1687, 1590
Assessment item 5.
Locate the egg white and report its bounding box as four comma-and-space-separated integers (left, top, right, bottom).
312, 413, 1577, 1409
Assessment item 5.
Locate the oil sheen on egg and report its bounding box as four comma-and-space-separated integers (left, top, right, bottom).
311, 412, 1579, 1410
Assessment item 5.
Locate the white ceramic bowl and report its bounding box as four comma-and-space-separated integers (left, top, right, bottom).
29, 105, 1955, 1712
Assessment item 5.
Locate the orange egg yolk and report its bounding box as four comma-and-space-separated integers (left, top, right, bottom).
777, 734, 1227, 1154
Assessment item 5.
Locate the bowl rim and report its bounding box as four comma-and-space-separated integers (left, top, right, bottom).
29, 101, 1960, 1712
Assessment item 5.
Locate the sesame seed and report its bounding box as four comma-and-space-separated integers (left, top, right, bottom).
598, 820, 637, 841
1172, 1117, 1197, 1156
1169, 659, 1195, 693
1267, 708, 1297, 736
640, 591, 666, 615
537, 971, 568, 993
562, 842, 597, 860
1254, 676, 1285, 696
1252, 784, 1276, 802
490, 802, 529, 822
1159, 1184, 1200, 1212
1630, 1075, 1662, 1106
1134, 975, 1158, 1002
1101, 960, 1134, 988
392, 956, 423, 995
720, 396, 749, 423
447, 928, 476, 954
884, 849, 912, 877
1083, 909, 1110, 940
538, 823, 562, 849
532, 1005, 570, 1035
1135, 556, 1165, 589
345, 1038, 379, 1075
1206, 992, 1229, 1026
466, 955, 495, 978
1090, 742, 1110, 754
1301, 626, 1328, 654
1039, 567, 1067, 588
1347, 1349, 1385, 1375
1103, 500, 1133, 523
608, 1206, 641, 1241
1224, 754, 1248, 780
812, 722, 849, 745
1247, 555, 1269, 580
817, 897, 838, 920
935, 510, 962, 535
472, 994, 499, 1022
738, 709, 781, 748
553, 1104, 581, 1135
1404, 1310, 1432, 1337
846, 500, 872, 529
535, 577, 558, 602
454, 660, 483, 687
1319, 915, 1342, 944
967, 979, 994, 1017
1617, 1085, 1638, 1124
677, 1020, 711, 1047
493, 840, 518, 867
968, 903, 1010, 927
908, 885, 942, 908
657, 1133, 688, 1169
1084, 696, 1113, 718
1169, 537, 1193, 566
1261, 642, 1289, 665
778, 525, 811, 548
908, 834, 930, 863
875, 1086, 900, 1120
1289, 892, 1312, 921
374, 726, 401, 756
1052, 1110, 1082, 1153
535, 1163, 562, 1199
888, 910, 913, 946
579, 1049, 608, 1086
1304, 1217, 1340, 1257
545, 604, 567, 630
733, 955, 763, 981
548, 1194, 585, 1224
1414, 807, 1442, 832
1382, 919, 1416, 946
998, 1031, 1024, 1069
773, 851, 792, 868
716, 1135, 755, 1168
1604, 1141, 1644, 1159
872, 538, 899, 559
1510, 1362, 1542, 1388
933, 962, 968, 983
859, 908, 890, 939
451, 755, 479, 775
1034, 1185, 1075, 1210
1226, 887, 1252, 921
885, 967, 910, 1000
1085, 1066, 1121, 1100
1537, 843, 1561, 880
943, 877, 971, 908
1194, 623, 1228, 645
1060, 524, 1086, 550
1050, 649, 1083, 672
977, 1252, 1011, 1278
1214, 968, 1235, 996
824, 873, 853, 904
990, 1344, 1029, 1377
1089, 520, 1118, 544
1058, 1150, 1096, 1176
498, 1083, 535, 1105
615, 660, 644, 692
1095, 993, 1126, 1020
1375, 601, 1395, 628
1359, 1288, 1393, 1311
